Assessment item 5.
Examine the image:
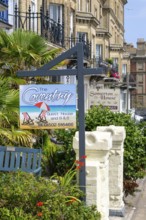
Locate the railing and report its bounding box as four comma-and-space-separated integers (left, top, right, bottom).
14, 5, 64, 47
65, 36, 91, 60
13, 5, 91, 60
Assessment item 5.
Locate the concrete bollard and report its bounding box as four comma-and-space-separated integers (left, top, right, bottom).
96, 126, 126, 217
73, 130, 112, 220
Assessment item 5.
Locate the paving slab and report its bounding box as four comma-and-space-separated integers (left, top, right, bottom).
109, 177, 146, 220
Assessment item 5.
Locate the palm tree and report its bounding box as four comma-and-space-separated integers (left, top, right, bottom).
0, 29, 64, 148
0, 29, 66, 154
0, 29, 61, 85
0, 77, 33, 146
0, 29, 61, 69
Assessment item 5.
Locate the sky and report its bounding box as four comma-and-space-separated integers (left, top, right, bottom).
124, 0, 146, 47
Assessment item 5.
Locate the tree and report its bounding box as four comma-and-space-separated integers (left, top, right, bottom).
0, 29, 61, 86
0, 77, 33, 146
0, 29, 61, 147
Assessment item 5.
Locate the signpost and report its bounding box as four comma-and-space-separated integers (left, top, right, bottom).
17, 43, 104, 201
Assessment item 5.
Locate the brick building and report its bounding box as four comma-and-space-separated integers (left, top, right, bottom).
129, 39, 146, 109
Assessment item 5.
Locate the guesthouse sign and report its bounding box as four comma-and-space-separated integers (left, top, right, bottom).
19, 84, 76, 129
88, 88, 120, 112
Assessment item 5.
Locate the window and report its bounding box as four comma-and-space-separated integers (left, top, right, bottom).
113, 58, 118, 64
138, 85, 143, 93
31, 0, 36, 13
138, 96, 143, 106
94, 8, 97, 18
137, 62, 144, 70
100, 4, 102, 18
78, 0, 81, 11
31, 0, 37, 31
96, 44, 103, 65
49, 4, 63, 24
86, 0, 90, 12
70, 10, 74, 47
70, 10, 74, 37
137, 74, 143, 83
113, 58, 118, 71
115, 1, 117, 14
77, 32, 88, 42
122, 92, 126, 111
122, 64, 127, 76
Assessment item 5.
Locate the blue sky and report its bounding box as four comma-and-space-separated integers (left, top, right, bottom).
124, 0, 146, 47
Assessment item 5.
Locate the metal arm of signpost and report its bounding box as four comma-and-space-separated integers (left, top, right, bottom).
17, 43, 104, 202
77, 43, 86, 198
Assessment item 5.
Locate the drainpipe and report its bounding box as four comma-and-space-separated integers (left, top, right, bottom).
126, 72, 129, 114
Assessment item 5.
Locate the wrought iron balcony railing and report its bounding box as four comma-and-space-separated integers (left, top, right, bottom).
13, 5, 91, 61
14, 5, 64, 47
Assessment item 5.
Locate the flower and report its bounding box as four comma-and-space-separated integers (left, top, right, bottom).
76, 165, 81, 170
37, 212, 43, 217
81, 155, 87, 159
36, 201, 43, 207
75, 155, 87, 170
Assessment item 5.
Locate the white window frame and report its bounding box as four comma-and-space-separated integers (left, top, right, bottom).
49, 3, 63, 24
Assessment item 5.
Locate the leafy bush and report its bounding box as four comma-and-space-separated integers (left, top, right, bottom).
54, 106, 146, 196
86, 106, 146, 195
0, 172, 101, 220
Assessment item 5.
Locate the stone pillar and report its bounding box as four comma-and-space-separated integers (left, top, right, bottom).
73, 131, 112, 220
96, 126, 126, 217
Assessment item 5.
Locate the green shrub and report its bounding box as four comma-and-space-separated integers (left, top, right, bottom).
53, 106, 146, 196
0, 172, 101, 220
85, 106, 146, 195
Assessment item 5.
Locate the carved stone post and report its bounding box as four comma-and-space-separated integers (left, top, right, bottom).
96, 126, 126, 217
73, 131, 112, 220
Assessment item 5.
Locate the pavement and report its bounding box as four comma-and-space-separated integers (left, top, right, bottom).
109, 177, 146, 220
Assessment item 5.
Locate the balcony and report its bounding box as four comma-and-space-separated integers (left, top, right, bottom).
14, 5, 91, 61
96, 27, 112, 38
0, 0, 8, 12
110, 44, 124, 52
76, 11, 100, 27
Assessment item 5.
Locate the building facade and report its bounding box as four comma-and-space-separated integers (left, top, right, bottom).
6, 0, 128, 76
129, 39, 146, 109
0, 0, 11, 28
2, 0, 130, 113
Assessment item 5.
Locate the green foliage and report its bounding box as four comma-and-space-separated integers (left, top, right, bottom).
85, 106, 146, 195
0, 29, 61, 148
0, 29, 60, 73
51, 163, 77, 187
54, 106, 146, 196
0, 172, 101, 220
0, 77, 33, 146
105, 58, 113, 64
51, 129, 76, 176
41, 131, 58, 176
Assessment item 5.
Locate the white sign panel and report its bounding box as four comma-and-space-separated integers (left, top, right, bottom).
88, 88, 120, 112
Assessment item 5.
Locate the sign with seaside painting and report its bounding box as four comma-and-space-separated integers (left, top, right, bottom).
20, 84, 76, 129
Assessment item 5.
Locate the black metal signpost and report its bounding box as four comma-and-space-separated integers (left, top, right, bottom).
17, 43, 104, 201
